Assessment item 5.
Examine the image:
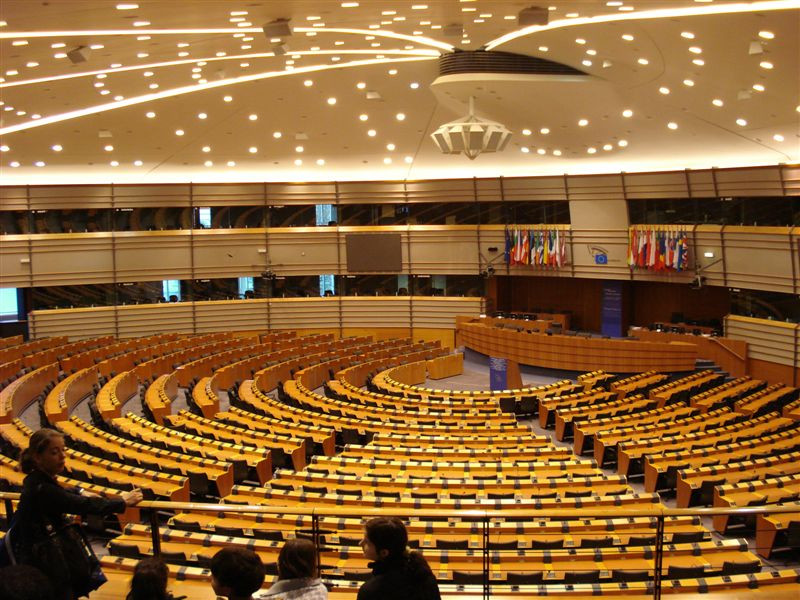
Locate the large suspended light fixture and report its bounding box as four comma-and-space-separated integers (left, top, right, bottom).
430, 97, 511, 160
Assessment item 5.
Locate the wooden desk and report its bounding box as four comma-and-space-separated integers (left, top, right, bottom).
458, 317, 696, 373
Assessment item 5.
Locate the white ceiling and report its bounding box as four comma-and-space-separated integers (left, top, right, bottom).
0, 0, 798, 184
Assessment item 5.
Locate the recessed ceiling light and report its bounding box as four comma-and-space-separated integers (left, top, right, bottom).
295, 146, 304, 153
197, 112, 207, 119
116, 3, 139, 9
359, 114, 369, 122
51, 43, 66, 49
759, 61, 773, 69
316, 158, 326, 165
410, 82, 420, 89
273, 131, 282, 138
575, 38, 586, 45
294, 159, 302, 166
202, 146, 211, 153
104, 145, 114, 151
621, 34, 634, 41
386, 143, 396, 151
413, 4, 428, 9
388, 69, 398, 75
692, 59, 705, 66
146, 111, 156, 118
758, 31, 775, 39
51, 144, 63, 152
622, 109, 633, 118
249, 114, 258, 121
134, 160, 143, 166
11, 40, 28, 46
10, 161, 20, 167
587, 147, 597, 154
537, 148, 546, 155
566, 12, 579, 17
327, 97, 337, 105
637, 58, 649, 65
396, 113, 406, 121
540, 128, 550, 135
522, 129, 532, 136
26, 61, 39, 68
736, 118, 747, 126
586, 49, 597, 56
752, 83, 765, 92
383, 157, 393, 164
227, 161, 236, 167
659, 87, 670, 94
538, 46, 549, 52
204, 160, 213, 167
223, 95, 233, 102
54, 53, 68, 59
35, 161, 46, 167
110, 160, 119, 167
578, 119, 589, 126
521, 147, 530, 154
712, 99, 724, 107
175, 129, 185, 136
341, 2, 359, 7
683, 79, 694, 86
603, 144, 613, 151
582, 60, 592, 67
304, 79, 313, 87
688, 46, 702, 54
553, 150, 562, 156
367, 129, 377, 137
667, 122, 678, 129
249, 146, 258, 154
681, 32, 695, 39
356, 82, 366, 89
89, 44, 104, 50
618, 140, 628, 147
773, 133, 784, 142
404, 156, 413, 163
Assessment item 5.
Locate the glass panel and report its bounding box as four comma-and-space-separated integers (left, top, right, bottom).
0, 211, 30, 234
238, 277, 255, 299
0, 288, 18, 321
268, 205, 316, 227
162, 280, 182, 302
30, 284, 118, 310
730, 289, 800, 322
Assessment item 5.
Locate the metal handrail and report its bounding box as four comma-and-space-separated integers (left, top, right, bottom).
3, 491, 798, 600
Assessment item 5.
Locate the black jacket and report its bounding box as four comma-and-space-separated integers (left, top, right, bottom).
357, 552, 441, 600
9, 469, 126, 597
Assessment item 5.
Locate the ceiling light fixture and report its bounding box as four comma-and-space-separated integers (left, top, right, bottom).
430, 96, 512, 160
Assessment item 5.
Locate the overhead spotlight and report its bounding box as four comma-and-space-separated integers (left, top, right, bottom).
67, 46, 90, 64
443, 23, 463, 37
518, 6, 548, 26
748, 41, 763, 55
272, 43, 289, 55
431, 97, 511, 160
262, 18, 292, 38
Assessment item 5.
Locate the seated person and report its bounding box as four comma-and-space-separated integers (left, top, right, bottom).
358, 517, 440, 600
211, 548, 266, 600
257, 538, 327, 599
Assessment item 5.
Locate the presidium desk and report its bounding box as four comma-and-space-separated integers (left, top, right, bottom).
456, 316, 697, 374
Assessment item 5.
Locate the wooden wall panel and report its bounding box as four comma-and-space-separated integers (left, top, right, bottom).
114, 232, 192, 282
192, 229, 265, 280
29, 306, 116, 340
725, 315, 797, 367
631, 282, 730, 328
406, 227, 479, 275
723, 227, 795, 294
0, 236, 31, 288
29, 234, 114, 286
116, 303, 194, 338
268, 228, 339, 276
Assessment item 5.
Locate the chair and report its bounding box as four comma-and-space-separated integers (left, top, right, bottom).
627, 535, 656, 546
506, 571, 544, 585
530, 538, 563, 549
720, 560, 761, 576
214, 525, 244, 538
109, 540, 143, 559
565, 489, 592, 498
666, 564, 705, 579
580, 536, 614, 548
437, 539, 469, 550
488, 540, 518, 550
453, 571, 485, 585
343, 570, 372, 582
612, 570, 651, 582
670, 531, 705, 544
563, 570, 600, 584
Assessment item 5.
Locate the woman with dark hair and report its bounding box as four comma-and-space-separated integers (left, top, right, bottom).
126, 557, 174, 600
357, 517, 440, 600
7, 429, 142, 600
258, 538, 328, 599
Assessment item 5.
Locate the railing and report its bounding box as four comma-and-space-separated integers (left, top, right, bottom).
2, 492, 798, 599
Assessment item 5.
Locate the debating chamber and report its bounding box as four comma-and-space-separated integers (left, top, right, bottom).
1, 0, 799, 598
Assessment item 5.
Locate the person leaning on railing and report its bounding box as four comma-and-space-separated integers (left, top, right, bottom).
3, 428, 143, 600
357, 517, 441, 600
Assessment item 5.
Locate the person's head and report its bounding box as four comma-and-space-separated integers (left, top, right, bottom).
0, 564, 55, 600
361, 517, 408, 562
127, 557, 169, 600
210, 547, 265, 600
277, 538, 318, 581
20, 429, 65, 476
